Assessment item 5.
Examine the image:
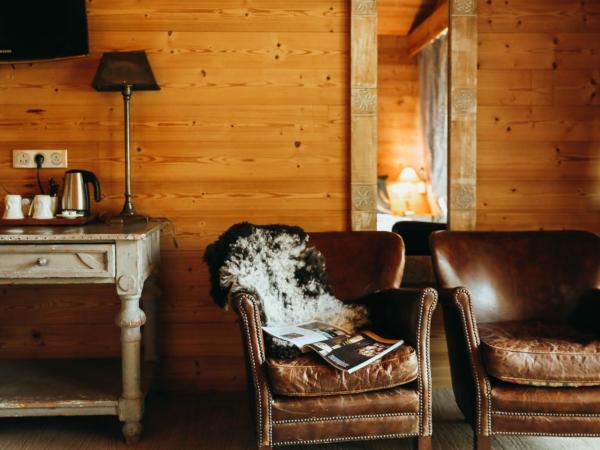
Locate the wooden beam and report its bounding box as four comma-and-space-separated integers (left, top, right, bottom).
448, 0, 478, 230
351, 0, 378, 231
407, 0, 449, 58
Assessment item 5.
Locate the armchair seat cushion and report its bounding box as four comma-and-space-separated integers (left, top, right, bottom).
479, 321, 600, 387
266, 345, 418, 397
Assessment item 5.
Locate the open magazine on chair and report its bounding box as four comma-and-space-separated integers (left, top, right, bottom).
262, 321, 404, 373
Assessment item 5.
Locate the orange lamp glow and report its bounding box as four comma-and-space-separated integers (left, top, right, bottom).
388, 167, 428, 215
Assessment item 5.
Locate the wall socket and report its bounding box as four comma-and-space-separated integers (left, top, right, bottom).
12, 149, 68, 169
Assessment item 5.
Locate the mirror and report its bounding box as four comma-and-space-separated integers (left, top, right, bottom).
350, 0, 478, 231
376, 1, 448, 231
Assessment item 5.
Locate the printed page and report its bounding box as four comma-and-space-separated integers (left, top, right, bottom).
308, 331, 403, 373
262, 321, 348, 349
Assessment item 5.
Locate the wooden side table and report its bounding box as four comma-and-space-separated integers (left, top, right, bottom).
0, 221, 163, 443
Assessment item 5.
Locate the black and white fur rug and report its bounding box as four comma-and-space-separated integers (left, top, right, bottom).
204, 223, 368, 357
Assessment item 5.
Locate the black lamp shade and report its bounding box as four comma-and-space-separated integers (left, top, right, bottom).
92, 51, 160, 91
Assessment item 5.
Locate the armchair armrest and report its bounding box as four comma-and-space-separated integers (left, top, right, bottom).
229, 290, 272, 448
574, 289, 600, 333
358, 287, 437, 437
438, 287, 492, 436
230, 289, 266, 365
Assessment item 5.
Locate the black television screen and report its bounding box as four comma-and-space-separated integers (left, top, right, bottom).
0, 0, 88, 63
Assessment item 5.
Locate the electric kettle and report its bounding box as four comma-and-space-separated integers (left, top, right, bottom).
61, 170, 101, 215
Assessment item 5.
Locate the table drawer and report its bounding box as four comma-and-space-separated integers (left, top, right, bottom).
0, 244, 115, 279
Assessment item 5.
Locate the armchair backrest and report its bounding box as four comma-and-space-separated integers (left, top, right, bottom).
309, 231, 404, 301
431, 230, 600, 323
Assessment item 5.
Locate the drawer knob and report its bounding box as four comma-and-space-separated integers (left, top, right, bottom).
36, 257, 49, 266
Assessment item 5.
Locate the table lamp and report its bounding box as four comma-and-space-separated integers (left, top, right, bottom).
388, 166, 427, 216
92, 51, 160, 224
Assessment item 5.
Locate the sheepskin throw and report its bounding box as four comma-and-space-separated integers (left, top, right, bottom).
204, 223, 369, 357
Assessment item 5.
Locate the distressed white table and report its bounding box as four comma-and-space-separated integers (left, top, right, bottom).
0, 221, 163, 443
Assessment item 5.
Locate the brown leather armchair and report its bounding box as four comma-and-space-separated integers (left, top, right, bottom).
231, 231, 438, 449
430, 230, 600, 449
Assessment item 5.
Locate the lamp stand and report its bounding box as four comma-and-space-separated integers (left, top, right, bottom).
105, 84, 149, 224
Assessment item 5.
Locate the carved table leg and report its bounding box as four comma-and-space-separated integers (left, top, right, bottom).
141, 275, 161, 363
117, 292, 146, 444
115, 234, 161, 443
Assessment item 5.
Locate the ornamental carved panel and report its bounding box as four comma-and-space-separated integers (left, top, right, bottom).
452, 88, 476, 115
452, 0, 476, 15
451, 184, 476, 211
351, 184, 376, 211
351, 88, 377, 115
352, 0, 376, 15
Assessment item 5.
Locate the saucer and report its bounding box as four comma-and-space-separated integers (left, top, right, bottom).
57, 212, 84, 220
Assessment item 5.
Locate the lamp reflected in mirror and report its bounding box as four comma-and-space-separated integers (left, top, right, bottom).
388, 166, 429, 216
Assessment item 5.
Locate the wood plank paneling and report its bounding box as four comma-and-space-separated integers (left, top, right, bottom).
478, 0, 600, 33
477, 0, 600, 234
407, 0, 448, 57
86, 0, 348, 33
3, 0, 596, 396
0, 0, 349, 392
378, 0, 439, 36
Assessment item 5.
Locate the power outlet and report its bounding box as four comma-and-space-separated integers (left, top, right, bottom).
12, 149, 68, 168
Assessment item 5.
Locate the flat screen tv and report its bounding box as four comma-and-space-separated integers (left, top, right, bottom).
0, 0, 88, 63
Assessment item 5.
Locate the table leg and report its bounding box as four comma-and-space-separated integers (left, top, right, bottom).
117, 292, 146, 444
141, 275, 161, 363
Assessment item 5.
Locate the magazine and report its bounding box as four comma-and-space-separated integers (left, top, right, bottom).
262, 321, 404, 373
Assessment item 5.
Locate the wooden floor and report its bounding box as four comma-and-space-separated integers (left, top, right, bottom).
0, 390, 599, 450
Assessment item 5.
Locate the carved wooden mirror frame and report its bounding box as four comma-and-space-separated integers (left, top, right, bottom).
350, 0, 378, 230
350, 0, 478, 231
448, 0, 477, 230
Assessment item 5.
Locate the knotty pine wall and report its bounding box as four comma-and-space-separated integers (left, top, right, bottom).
1, 0, 598, 395
0, 1, 349, 391
477, 0, 600, 234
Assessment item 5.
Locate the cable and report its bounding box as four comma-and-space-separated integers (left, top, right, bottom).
36, 168, 45, 195
35, 154, 45, 194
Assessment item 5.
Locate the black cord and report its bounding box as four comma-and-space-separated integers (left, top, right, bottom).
36, 167, 45, 195
35, 154, 45, 194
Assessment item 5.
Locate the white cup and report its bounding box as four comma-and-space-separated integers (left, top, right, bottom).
32, 195, 54, 220
2, 194, 24, 220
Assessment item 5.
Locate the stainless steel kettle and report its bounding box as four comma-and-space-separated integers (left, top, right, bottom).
61, 170, 101, 215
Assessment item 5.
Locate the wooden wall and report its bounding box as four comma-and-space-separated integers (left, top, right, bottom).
477, 0, 600, 234
378, 35, 425, 182
1, 0, 597, 395
0, 0, 349, 392
379, 0, 438, 36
